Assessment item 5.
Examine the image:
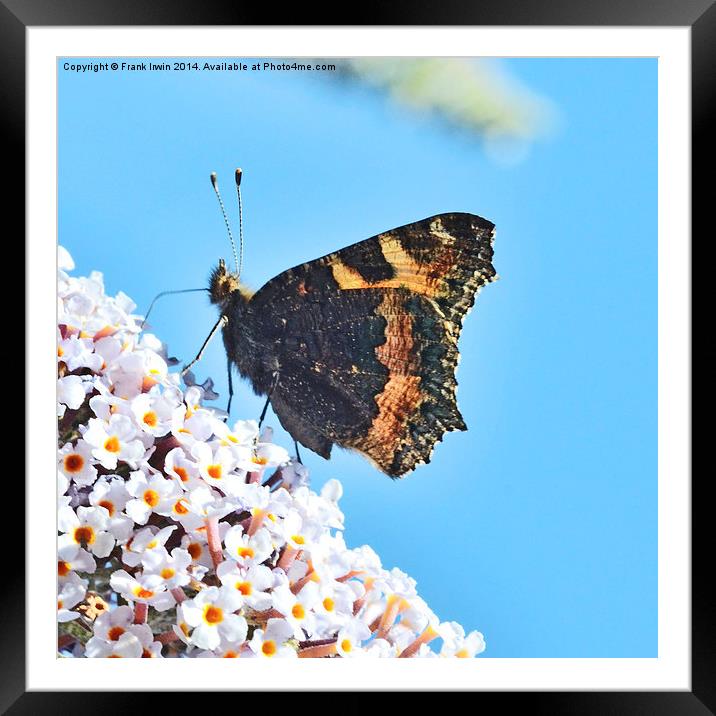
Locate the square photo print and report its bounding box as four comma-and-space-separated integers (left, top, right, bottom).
57, 56, 657, 660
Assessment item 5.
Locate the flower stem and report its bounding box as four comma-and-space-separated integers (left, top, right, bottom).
398, 624, 440, 658
290, 566, 317, 594
262, 468, 283, 490
376, 594, 404, 639
156, 630, 181, 645
247, 510, 265, 537
298, 640, 337, 658
277, 545, 298, 572
205, 516, 223, 569
133, 602, 148, 624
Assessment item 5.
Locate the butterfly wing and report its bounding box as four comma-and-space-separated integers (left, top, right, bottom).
245, 212, 496, 477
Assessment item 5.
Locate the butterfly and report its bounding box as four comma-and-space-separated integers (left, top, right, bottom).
206, 212, 496, 478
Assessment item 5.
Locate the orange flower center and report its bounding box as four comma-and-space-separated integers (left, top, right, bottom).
341, 639, 352, 653
323, 597, 335, 612
63, 454, 84, 473
134, 587, 154, 599
261, 640, 277, 657
73, 526, 95, 545
235, 581, 252, 596
223, 650, 238, 658
174, 467, 189, 482
142, 411, 158, 428
58, 561, 70, 576
173, 500, 189, 515
108, 626, 125, 641
203, 605, 223, 625
292, 535, 305, 545
251, 455, 268, 465
161, 568, 175, 580
207, 464, 222, 480
104, 436, 120, 453
143, 489, 160, 507
93, 325, 116, 341
237, 547, 254, 559
98, 500, 115, 517
187, 543, 202, 560
292, 604, 305, 620
141, 376, 158, 392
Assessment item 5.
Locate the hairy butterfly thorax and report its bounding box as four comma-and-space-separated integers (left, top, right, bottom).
208, 259, 244, 307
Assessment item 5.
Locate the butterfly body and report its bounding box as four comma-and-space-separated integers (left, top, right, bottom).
209, 212, 496, 478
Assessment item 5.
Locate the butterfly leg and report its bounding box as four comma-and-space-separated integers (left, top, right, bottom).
294, 440, 303, 465
257, 370, 280, 430
225, 357, 234, 420
181, 314, 227, 376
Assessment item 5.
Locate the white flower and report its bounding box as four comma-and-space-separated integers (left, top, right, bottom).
312, 581, 355, 634
58, 441, 97, 486
125, 470, 181, 525
130, 393, 177, 438
142, 547, 192, 589
108, 348, 168, 399
164, 447, 202, 491
58, 505, 115, 560
176, 484, 238, 528
180, 532, 214, 573
86, 610, 164, 659
172, 603, 194, 646
58, 245, 75, 271
223, 526, 274, 568
58, 374, 92, 412
85, 631, 144, 658
82, 415, 145, 470
216, 562, 274, 611
279, 460, 310, 491
58, 336, 103, 372
191, 442, 246, 495
181, 586, 247, 651
335, 617, 372, 657
88, 476, 134, 540
248, 618, 296, 658
121, 525, 176, 568
279, 510, 322, 554
58, 548, 96, 580
439, 622, 486, 658
213, 418, 259, 447
272, 582, 320, 639
109, 570, 175, 612
57, 578, 87, 622
242, 442, 290, 471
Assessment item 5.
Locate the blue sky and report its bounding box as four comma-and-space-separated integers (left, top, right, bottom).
58, 57, 657, 657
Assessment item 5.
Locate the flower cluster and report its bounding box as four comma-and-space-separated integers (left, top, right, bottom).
57, 246, 486, 659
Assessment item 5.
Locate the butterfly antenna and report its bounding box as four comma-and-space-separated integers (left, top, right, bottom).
235, 168, 244, 281
210, 172, 240, 277
140, 288, 209, 330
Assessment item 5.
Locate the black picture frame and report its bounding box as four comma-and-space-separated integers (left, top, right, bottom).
6, 1, 707, 712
